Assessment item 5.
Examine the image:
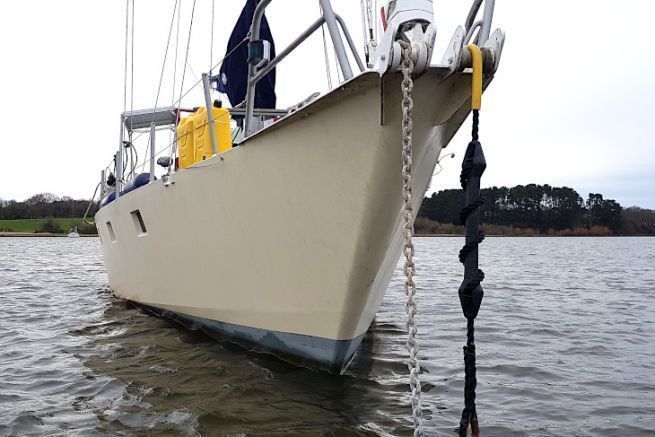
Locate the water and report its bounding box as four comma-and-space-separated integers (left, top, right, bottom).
0, 237, 654, 436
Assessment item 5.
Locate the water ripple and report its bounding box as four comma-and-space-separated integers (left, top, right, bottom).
0, 236, 654, 435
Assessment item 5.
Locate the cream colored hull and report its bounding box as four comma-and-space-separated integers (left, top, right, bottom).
95, 68, 477, 372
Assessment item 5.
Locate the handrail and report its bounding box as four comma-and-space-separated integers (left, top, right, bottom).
464, 0, 495, 46
250, 0, 274, 41
251, 14, 364, 85
245, 0, 360, 137
465, 0, 483, 32
317, 0, 353, 80
335, 14, 365, 72
465, 20, 483, 45
478, 0, 495, 45
251, 17, 326, 84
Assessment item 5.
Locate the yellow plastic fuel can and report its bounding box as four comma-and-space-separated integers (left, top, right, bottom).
176, 107, 232, 169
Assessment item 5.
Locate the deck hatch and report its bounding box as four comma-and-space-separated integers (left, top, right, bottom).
106, 221, 116, 242
130, 210, 148, 235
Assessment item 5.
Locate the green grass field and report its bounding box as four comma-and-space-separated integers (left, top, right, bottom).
0, 218, 93, 234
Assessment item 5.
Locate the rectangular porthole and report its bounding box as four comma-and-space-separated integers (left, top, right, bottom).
106, 221, 117, 242
131, 210, 148, 236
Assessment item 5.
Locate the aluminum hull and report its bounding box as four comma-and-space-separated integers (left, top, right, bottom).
95, 68, 479, 373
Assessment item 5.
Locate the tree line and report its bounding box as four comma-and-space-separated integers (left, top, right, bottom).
1, 186, 653, 236
418, 184, 655, 235
0, 193, 99, 221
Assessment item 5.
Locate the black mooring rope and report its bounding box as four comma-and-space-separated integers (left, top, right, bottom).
471, 109, 479, 142
458, 109, 486, 437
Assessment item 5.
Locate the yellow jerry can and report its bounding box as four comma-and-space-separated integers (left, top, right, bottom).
192, 107, 232, 163
176, 107, 232, 168
176, 116, 195, 169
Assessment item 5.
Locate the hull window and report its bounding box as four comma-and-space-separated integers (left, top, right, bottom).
106, 221, 117, 242
130, 210, 148, 236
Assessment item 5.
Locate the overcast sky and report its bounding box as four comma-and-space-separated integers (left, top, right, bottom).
0, 1, 653, 208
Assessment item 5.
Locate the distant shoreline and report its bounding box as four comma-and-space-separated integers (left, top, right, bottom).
414, 233, 654, 237
0, 218, 97, 236
0, 232, 97, 237
1, 231, 649, 239
413, 217, 655, 237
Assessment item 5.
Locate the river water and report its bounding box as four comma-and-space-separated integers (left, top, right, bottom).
0, 237, 653, 436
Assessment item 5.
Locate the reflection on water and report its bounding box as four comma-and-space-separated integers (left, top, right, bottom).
1, 237, 654, 436
72, 297, 408, 436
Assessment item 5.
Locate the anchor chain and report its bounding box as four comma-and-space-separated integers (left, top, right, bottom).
400, 41, 425, 437
458, 44, 486, 437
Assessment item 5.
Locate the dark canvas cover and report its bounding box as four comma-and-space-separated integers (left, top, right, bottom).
216, 0, 276, 109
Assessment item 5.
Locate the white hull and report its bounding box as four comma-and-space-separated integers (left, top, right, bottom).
96, 68, 477, 372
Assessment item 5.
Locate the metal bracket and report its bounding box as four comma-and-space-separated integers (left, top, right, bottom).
482, 28, 505, 74
162, 173, 175, 188
437, 25, 466, 76
377, 0, 436, 75
436, 26, 504, 77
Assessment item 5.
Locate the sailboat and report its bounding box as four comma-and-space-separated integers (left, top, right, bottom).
68, 226, 80, 238
93, 0, 504, 373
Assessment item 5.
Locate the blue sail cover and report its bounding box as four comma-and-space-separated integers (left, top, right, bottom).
217, 0, 276, 109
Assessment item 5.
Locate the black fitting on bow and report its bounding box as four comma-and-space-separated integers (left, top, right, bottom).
458, 114, 486, 320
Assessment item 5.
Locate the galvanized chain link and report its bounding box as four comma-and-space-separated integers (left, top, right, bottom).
400, 41, 425, 437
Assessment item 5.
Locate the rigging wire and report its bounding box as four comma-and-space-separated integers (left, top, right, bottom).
318, 4, 333, 90
177, 0, 198, 110
164, 36, 247, 163
152, 0, 179, 111
129, 0, 135, 132
130, 142, 138, 177
123, 0, 130, 115
123, 0, 244, 174
170, 0, 181, 149
119, 0, 131, 184
210, 0, 215, 74
82, 182, 101, 225
127, 0, 185, 175
335, 57, 343, 84
333, 19, 343, 85
359, 0, 369, 64
138, 0, 179, 177
185, 61, 200, 84
373, 0, 378, 43
131, 35, 245, 174
174, 37, 247, 110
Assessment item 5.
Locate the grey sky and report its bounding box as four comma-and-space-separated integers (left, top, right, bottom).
0, 1, 653, 208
